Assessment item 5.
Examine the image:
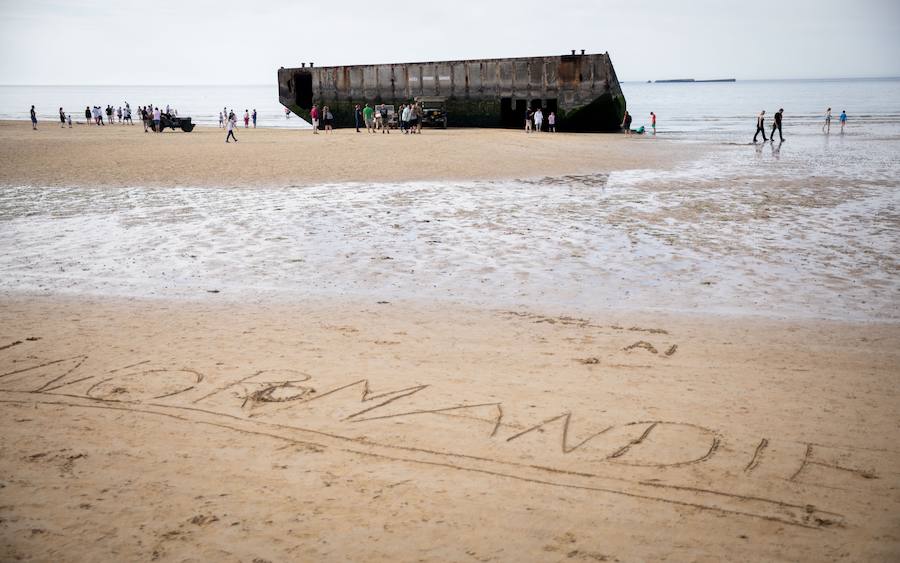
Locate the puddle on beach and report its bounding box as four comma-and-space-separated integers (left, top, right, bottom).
1, 138, 898, 321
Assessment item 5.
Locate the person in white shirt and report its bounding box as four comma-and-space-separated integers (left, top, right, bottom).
152, 107, 161, 133
823, 107, 832, 134
226, 113, 238, 143
534, 108, 544, 132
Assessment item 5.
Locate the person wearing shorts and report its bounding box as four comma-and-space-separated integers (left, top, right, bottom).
839, 110, 847, 133
823, 107, 832, 134
363, 103, 374, 133
310, 104, 319, 134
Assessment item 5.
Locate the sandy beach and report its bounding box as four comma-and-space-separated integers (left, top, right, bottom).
0, 120, 699, 187
1, 119, 899, 562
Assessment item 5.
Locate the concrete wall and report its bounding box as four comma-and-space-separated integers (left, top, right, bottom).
278, 52, 625, 131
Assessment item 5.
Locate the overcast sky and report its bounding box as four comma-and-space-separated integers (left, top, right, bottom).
1, 0, 899, 85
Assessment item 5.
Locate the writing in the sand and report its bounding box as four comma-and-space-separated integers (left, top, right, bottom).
0, 351, 883, 489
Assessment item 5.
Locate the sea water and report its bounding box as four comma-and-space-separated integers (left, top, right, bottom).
0, 79, 898, 320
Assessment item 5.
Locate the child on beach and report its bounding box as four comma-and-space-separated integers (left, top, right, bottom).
67, 113, 72, 128
650, 112, 657, 134
548, 111, 556, 132
244, 110, 250, 128
840, 110, 847, 133
823, 107, 832, 134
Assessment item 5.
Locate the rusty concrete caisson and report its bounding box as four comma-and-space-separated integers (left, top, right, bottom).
278, 52, 626, 132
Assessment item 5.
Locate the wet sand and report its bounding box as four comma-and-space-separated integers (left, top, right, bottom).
1, 118, 899, 562
0, 120, 700, 187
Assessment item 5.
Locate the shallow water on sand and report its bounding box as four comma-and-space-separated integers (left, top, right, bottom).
2, 132, 897, 321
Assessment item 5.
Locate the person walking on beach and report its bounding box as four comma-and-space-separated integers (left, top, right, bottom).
363, 103, 374, 133
839, 110, 847, 133
252, 109, 257, 128
30, 105, 37, 130
85, 106, 91, 125
621, 110, 632, 135
650, 112, 657, 135
218, 111, 224, 128
379, 104, 389, 134
770, 108, 784, 142
141, 107, 149, 132
66, 113, 72, 128
152, 106, 161, 133
823, 107, 832, 134
354, 104, 362, 132
125, 102, 133, 125
225, 112, 238, 143
534, 108, 544, 132
59, 107, 66, 128
548, 111, 556, 132
401, 104, 410, 133
524, 107, 533, 133
753, 110, 767, 142
117, 106, 122, 124
243, 110, 250, 128
310, 104, 319, 133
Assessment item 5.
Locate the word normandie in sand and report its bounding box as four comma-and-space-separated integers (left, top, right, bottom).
278, 51, 626, 131
1, 336, 892, 532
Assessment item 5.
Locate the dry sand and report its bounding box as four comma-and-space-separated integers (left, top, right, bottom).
1, 298, 898, 562
1, 120, 899, 562
0, 120, 700, 187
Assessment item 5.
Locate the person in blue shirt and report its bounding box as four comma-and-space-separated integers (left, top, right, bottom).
839, 110, 847, 134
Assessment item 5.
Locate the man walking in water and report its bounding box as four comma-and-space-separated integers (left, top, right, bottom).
823, 107, 832, 134
30, 105, 37, 130
753, 110, 767, 142
770, 108, 784, 142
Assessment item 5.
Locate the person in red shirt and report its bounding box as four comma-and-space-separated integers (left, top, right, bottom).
310, 105, 320, 134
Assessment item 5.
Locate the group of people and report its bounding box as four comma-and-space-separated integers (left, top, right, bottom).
525, 108, 557, 133
753, 107, 848, 142
31, 103, 140, 130
356, 103, 394, 134
822, 107, 848, 134
308, 104, 335, 133
82, 104, 135, 126
620, 111, 657, 135
219, 108, 257, 129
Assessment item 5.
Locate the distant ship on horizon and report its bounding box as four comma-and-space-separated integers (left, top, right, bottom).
653, 78, 736, 83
